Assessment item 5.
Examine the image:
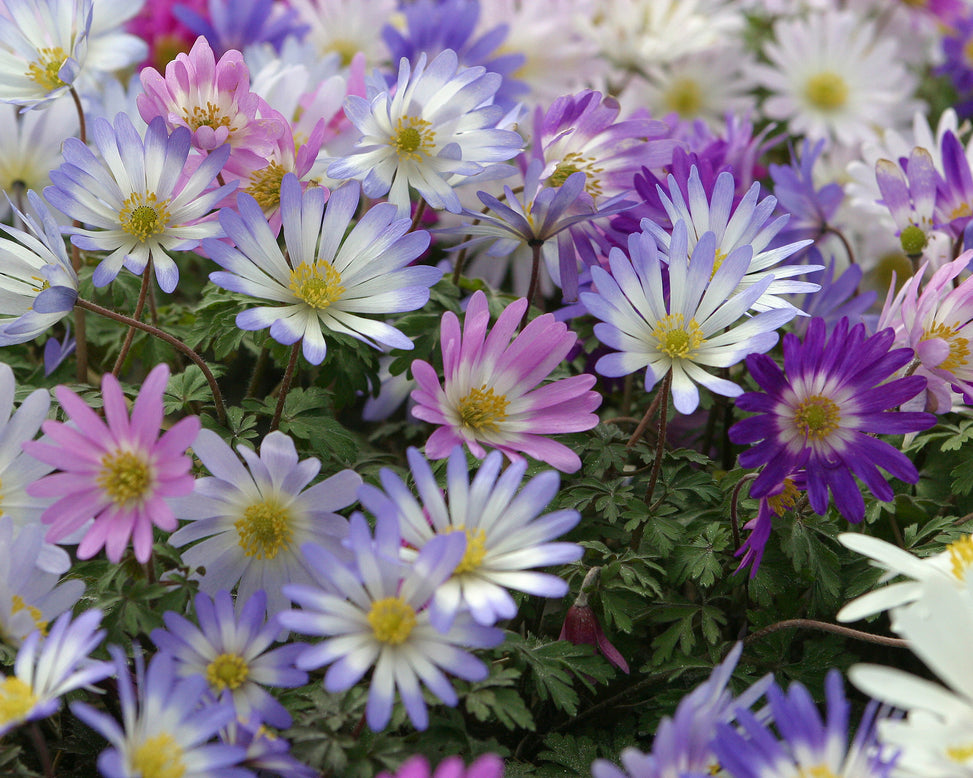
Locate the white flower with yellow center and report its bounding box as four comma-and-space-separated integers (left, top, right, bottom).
359, 446, 582, 629
745, 9, 920, 148
44, 112, 234, 293
279, 513, 504, 731
582, 220, 794, 415
327, 48, 523, 218
169, 429, 362, 618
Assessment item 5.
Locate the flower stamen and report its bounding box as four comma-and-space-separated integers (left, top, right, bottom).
367, 597, 417, 644
120, 192, 172, 243
97, 451, 153, 507
804, 72, 849, 111
235, 499, 293, 559
25, 48, 69, 92
948, 535, 973, 581
246, 162, 286, 211
131, 732, 186, 778
652, 313, 704, 359
205, 653, 249, 692
0, 677, 37, 726
457, 386, 508, 433
289, 261, 345, 310
389, 116, 435, 161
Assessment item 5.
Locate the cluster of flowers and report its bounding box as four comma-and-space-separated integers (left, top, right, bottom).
4, 0, 973, 775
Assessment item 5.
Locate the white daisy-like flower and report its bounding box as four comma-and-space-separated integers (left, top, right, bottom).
0, 0, 91, 110
837, 532, 973, 624
287, 0, 395, 67
168, 429, 362, 618
206, 173, 442, 365
581, 221, 795, 414
644, 167, 819, 314
44, 112, 233, 293
328, 49, 523, 219
0, 608, 111, 737
850, 576, 973, 777
745, 8, 921, 148
359, 446, 583, 629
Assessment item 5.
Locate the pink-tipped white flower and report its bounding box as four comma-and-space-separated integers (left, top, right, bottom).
410, 290, 601, 473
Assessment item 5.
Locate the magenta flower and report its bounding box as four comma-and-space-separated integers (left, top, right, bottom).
377, 754, 505, 778
410, 290, 601, 473
24, 364, 200, 563
137, 35, 284, 160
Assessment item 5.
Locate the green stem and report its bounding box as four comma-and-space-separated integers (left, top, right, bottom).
630, 371, 671, 551
75, 298, 226, 424
112, 260, 153, 376
270, 342, 301, 432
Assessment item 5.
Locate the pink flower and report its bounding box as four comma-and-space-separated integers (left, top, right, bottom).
24, 364, 200, 563
378, 754, 504, 778
137, 36, 284, 159
410, 291, 601, 473
878, 250, 973, 412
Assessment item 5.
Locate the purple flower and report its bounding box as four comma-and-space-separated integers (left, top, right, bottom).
410, 290, 601, 473
874, 146, 938, 256
712, 670, 897, 778
25, 363, 201, 563
734, 472, 805, 578
729, 317, 936, 523
378, 754, 505, 778
151, 589, 308, 728
173, 0, 308, 57
770, 138, 844, 247
591, 643, 770, 778
793, 259, 876, 337
43, 325, 75, 376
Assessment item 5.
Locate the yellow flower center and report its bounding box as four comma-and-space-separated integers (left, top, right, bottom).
367, 597, 417, 644
652, 313, 704, 359
325, 39, 360, 67
289, 261, 345, 310
457, 386, 509, 434
130, 732, 186, 778
950, 202, 973, 221
948, 535, 973, 580
11, 595, 47, 637
120, 192, 172, 243
949, 744, 973, 762
921, 322, 970, 373
234, 499, 293, 559
548, 152, 604, 199
449, 526, 488, 574
246, 162, 286, 211
766, 477, 800, 516
389, 116, 435, 161
96, 450, 153, 507
25, 47, 69, 92
183, 102, 232, 132
804, 72, 849, 111
798, 767, 838, 778
205, 653, 250, 692
663, 77, 703, 118
793, 395, 841, 442
0, 677, 37, 726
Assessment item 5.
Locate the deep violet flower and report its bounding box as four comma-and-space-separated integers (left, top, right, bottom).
410, 290, 601, 474
24, 364, 200, 564
172, 0, 307, 58
729, 317, 936, 523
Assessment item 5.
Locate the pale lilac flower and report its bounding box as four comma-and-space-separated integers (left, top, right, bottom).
410, 290, 601, 473
168, 429, 361, 617
582, 221, 794, 415
152, 589, 308, 728
359, 446, 582, 629
71, 647, 249, 778
0, 609, 111, 737
328, 49, 523, 218
206, 173, 440, 365
45, 113, 233, 293
138, 35, 285, 158
24, 363, 201, 564
279, 513, 504, 731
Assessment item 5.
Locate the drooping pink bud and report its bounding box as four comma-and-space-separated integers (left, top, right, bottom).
558, 568, 629, 673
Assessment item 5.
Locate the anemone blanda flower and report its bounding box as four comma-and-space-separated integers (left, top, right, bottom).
734, 472, 805, 579
279, 513, 504, 731
151, 589, 308, 728
220, 719, 317, 778
206, 173, 441, 365
288, 0, 395, 67
327, 49, 524, 218
0, 518, 84, 646
168, 429, 361, 618
378, 754, 505, 778
44, 112, 233, 293
172, 0, 306, 58
410, 290, 601, 474
71, 647, 250, 778
24, 363, 201, 564
642, 166, 819, 315
745, 8, 919, 148
712, 670, 897, 778
358, 446, 582, 629
591, 643, 770, 778
0, 0, 91, 110
581, 221, 794, 415
138, 35, 285, 158
729, 317, 936, 523
0, 190, 78, 347
878, 252, 973, 413
0, 609, 112, 737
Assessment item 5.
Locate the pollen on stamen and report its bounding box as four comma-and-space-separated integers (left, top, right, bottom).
289, 261, 345, 310
389, 116, 435, 161
792, 395, 842, 442
367, 596, 417, 644
234, 499, 293, 559
922, 322, 970, 373
25, 47, 69, 92
119, 192, 172, 243
457, 386, 509, 434
651, 313, 704, 359
948, 535, 973, 580
246, 162, 287, 211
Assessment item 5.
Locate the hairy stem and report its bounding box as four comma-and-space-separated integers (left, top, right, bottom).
270, 342, 302, 432
112, 260, 153, 376
743, 618, 908, 648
